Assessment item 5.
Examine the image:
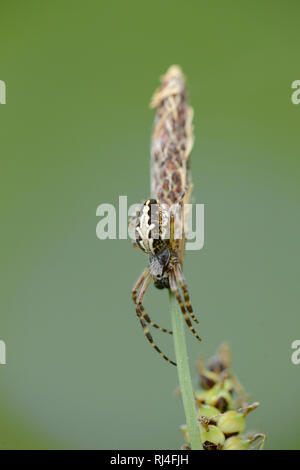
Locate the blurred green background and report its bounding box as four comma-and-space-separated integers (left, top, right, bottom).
0, 0, 299, 450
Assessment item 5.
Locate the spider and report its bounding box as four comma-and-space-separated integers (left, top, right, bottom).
131, 197, 200, 366
131, 64, 200, 365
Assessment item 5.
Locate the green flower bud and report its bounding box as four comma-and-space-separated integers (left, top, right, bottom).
223, 436, 250, 450
195, 383, 232, 412
197, 404, 220, 423
217, 410, 246, 435
195, 390, 211, 405
223, 378, 235, 394
213, 394, 231, 413
205, 386, 232, 412
202, 383, 221, 398
200, 370, 219, 390
200, 424, 225, 450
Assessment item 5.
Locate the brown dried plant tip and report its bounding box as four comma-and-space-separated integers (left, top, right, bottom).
131, 66, 200, 366
180, 343, 266, 450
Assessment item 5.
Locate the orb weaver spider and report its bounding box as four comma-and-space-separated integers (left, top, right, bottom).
131, 198, 200, 366
131, 65, 200, 366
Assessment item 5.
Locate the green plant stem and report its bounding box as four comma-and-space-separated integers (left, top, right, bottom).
169, 290, 202, 450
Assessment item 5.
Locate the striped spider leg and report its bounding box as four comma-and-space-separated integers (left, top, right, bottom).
132, 266, 176, 366
168, 262, 201, 343
168, 208, 201, 340
132, 267, 173, 335
128, 206, 141, 251
168, 193, 200, 328
174, 263, 199, 324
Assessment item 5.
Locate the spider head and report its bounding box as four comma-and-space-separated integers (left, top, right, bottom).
135, 199, 171, 277
149, 247, 170, 281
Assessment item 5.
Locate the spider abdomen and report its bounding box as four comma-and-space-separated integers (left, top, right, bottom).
135, 199, 170, 256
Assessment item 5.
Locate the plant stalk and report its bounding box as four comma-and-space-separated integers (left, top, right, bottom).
169, 290, 202, 450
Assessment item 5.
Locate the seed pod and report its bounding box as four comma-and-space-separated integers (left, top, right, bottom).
200, 424, 225, 450
217, 410, 246, 436
200, 370, 219, 390
223, 436, 250, 450
213, 394, 231, 413
223, 378, 235, 394
197, 404, 220, 423
204, 385, 232, 412
197, 356, 219, 389
194, 389, 211, 406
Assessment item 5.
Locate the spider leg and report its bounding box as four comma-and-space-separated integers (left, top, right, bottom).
178, 192, 186, 265
132, 241, 142, 251
169, 271, 201, 342
128, 206, 141, 244
176, 183, 193, 265
136, 274, 172, 334
169, 213, 178, 253
132, 269, 176, 365
169, 196, 185, 261
132, 268, 150, 304
136, 311, 176, 366
132, 269, 173, 335
175, 263, 199, 324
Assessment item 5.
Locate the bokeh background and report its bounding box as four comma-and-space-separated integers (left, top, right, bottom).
0, 0, 299, 450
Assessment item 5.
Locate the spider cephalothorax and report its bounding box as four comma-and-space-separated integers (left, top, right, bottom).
131, 65, 200, 366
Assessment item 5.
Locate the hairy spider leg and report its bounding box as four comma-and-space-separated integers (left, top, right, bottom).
132, 269, 176, 366
135, 272, 173, 335
169, 271, 201, 342
136, 308, 176, 366
132, 268, 177, 366
175, 263, 199, 324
